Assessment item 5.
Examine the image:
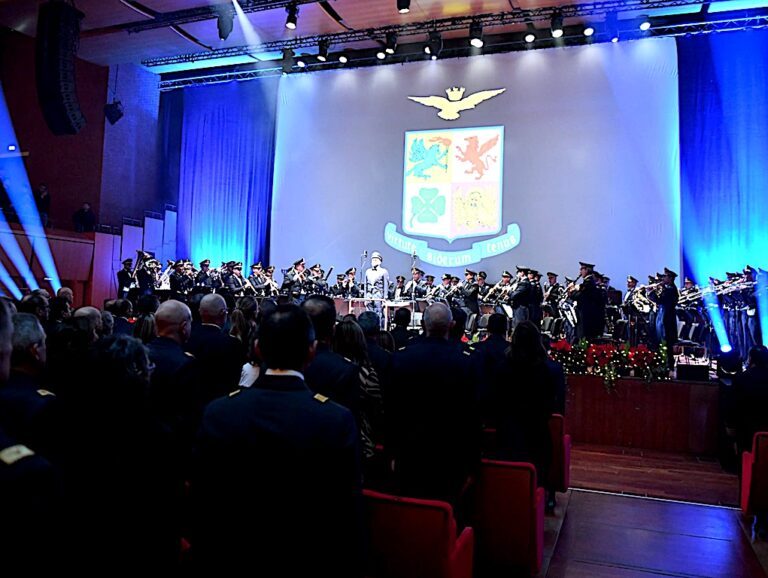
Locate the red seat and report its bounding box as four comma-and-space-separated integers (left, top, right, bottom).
547, 413, 571, 493
363, 489, 474, 578
470, 460, 544, 576
740, 431, 768, 515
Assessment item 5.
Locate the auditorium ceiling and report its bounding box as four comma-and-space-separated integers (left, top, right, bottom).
0, 0, 765, 74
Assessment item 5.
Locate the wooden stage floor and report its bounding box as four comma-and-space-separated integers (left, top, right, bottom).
569, 443, 739, 506
546, 490, 767, 578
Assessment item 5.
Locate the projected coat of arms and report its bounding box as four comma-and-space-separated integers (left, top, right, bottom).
403, 126, 503, 242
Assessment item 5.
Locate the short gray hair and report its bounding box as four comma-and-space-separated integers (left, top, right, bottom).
12, 313, 45, 355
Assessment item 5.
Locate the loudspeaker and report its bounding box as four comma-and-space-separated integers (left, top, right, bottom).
676, 363, 710, 382
35, 1, 86, 135
104, 101, 124, 125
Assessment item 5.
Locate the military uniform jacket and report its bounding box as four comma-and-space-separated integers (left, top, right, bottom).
117, 268, 132, 296
192, 374, 363, 575
170, 271, 192, 296
404, 279, 427, 299
0, 372, 60, 459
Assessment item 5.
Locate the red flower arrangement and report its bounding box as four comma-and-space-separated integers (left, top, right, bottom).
550, 339, 572, 352
586, 343, 617, 367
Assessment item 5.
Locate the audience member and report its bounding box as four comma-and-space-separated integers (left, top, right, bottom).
390, 307, 416, 349
34, 183, 51, 227
192, 304, 363, 576
73, 306, 104, 342
72, 201, 96, 232
18, 292, 49, 325
112, 298, 134, 335
358, 311, 391, 386
388, 303, 480, 505
100, 309, 114, 337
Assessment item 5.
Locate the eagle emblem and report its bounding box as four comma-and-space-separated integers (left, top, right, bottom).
408, 87, 506, 120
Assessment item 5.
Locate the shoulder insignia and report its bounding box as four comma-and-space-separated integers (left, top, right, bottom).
0, 444, 35, 466
468, 346, 475, 352
463, 351, 471, 356
228, 389, 241, 397
184, 352, 196, 358
398, 346, 407, 351
36, 389, 56, 397
313, 393, 329, 403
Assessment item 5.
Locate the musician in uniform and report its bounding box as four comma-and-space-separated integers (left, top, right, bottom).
570, 261, 606, 341
477, 271, 490, 301
248, 263, 265, 294
459, 268, 479, 315
343, 267, 360, 298
364, 251, 389, 322
489, 270, 514, 314
225, 262, 248, 298
434, 273, 453, 301
195, 259, 218, 290
282, 258, 307, 300
331, 273, 346, 297
424, 274, 437, 299
404, 268, 427, 299
509, 266, 531, 328
117, 258, 133, 299
647, 267, 679, 367
169, 259, 192, 301
303, 263, 328, 296
390, 275, 407, 301
135, 253, 155, 297
543, 272, 562, 318
743, 266, 761, 350
527, 269, 543, 326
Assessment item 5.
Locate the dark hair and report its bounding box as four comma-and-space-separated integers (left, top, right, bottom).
333, 319, 370, 366
187, 293, 205, 324
377, 330, 395, 353
136, 294, 160, 316
487, 313, 507, 336
49, 295, 71, 322
393, 308, 411, 327
357, 311, 380, 338
258, 304, 315, 370
507, 321, 547, 366
133, 313, 156, 344
450, 307, 467, 341
115, 298, 133, 318
749, 345, 768, 369
301, 295, 336, 341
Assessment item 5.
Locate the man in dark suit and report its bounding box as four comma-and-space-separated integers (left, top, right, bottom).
184, 293, 243, 403
117, 258, 133, 299
472, 313, 509, 423
388, 303, 480, 505
147, 300, 201, 460
302, 295, 360, 416
112, 299, 133, 336
192, 304, 363, 576
390, 308, 416, 350
510, 265, 531, 328
648, 267, 680, 367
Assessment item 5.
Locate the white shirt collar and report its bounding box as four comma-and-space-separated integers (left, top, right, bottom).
265, 369, 305, 379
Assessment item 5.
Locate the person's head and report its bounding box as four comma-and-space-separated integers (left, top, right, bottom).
256, 298, 277, 325
412, 268, 423, 282
423, 303, 453, 339
0, 299, 13, 382
294, 258, 305, 273
684, 277, 695, 289
516, 267, 527, 280
508, 320, 547, 365
465, 268, 476, 282
73, 306, 104, 342
663, 267, 677, 285
477, 271, 487, 285
333, 319, 369, 366
301, 295, 336, 343
11, 313, 47, 372
49, 295, 72, 322
200, 259, 211, 271
394, 307, 411, 328
255, 304, 316, 371
395, 275, 405, 286
441, 273, 451, 287
115, 298, 133, 319
371, 251, 382, 268
357, 311, 381, 339
155, 300, 193, 344
233, 263, 243, 277
188, 292, 204, 323
100, 310, 114, 336
450, 307, 467, 341
748, 345, 768, 369
425, 274, 435, 285
199, 293, 228, 327
38, 183, 48, 194
91, 335, 154, 411
487, 313, 507, 337
82, 202, 91, 211
627, 275, 638, 290
57, 286, 74, 305
19, 293, 50, 323
133, 313, 157, 344
136, 294, 160, 316
174, 260, 185, 273
501, 271, 512, 284
547, 272, 558, 285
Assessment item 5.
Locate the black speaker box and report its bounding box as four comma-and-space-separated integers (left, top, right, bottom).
35, 1, 86, 135
676, 363, 710, 382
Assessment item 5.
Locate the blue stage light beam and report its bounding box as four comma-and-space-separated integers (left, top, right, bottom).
701, 283, 731, 353
0, 84, 61, 292
0, 260, 22, 299
758, 269, 768, 347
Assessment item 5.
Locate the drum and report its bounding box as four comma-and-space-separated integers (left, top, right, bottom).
480, 303, 495, 315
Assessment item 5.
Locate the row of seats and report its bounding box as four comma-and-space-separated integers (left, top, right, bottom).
741, 431, 768, 518
364, 414, 571, 577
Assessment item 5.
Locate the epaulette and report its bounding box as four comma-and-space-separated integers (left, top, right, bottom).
184, 352, 196, 358
398, 346, 407, 351
228, 389, 241, 397
313, 393, 329, 403
36, 389, 55, 397
0, 444, 35, 466
463, 350, 471, 356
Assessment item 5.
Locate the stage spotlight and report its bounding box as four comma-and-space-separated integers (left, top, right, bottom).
525, 32, 536, 43
281, 48, 294, 74
338, 53, 348, 64
104, 100, 124, 125
317, 39, 329, 62
216, 6, 235, 40
425, 31, 442, 60
470, 20, 484, 48
385, 31, 397, 54
397, 0, 410, 14
639, 16, 651, 31
376, 50, 386, 60
583, 25, 594, 37
296, 56, 306, 68
7, 144, 16, 151
285, 3, 298, 30
551, 11, 564, 38
606, 12, 619, 43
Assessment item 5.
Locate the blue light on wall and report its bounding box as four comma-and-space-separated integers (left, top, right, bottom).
0, 260, 22, 299
0, 83, 61, 292
758, 270, 768, 347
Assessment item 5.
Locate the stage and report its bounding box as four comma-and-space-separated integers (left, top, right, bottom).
565, 375, 720, 455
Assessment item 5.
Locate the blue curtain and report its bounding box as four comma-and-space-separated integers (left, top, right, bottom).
171, 79, 278, 267
678, 30, 768, 281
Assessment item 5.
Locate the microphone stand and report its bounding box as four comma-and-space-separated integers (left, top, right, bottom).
410, 252, 418, 329
360, 251, 369, 315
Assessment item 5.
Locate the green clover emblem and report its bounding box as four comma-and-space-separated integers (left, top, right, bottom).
410, 187, 446, 227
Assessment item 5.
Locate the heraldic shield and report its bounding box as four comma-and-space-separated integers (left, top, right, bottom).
402, 125, 504, 243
